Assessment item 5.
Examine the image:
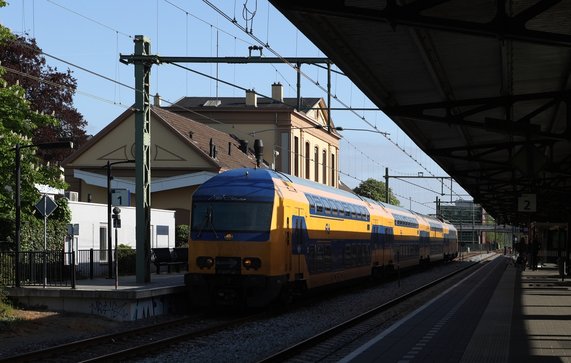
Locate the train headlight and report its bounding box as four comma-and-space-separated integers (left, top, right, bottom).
242, 257, 261, 270
196, 256, 214, 269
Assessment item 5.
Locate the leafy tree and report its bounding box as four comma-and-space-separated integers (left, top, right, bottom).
0, 18, 71, 250
353, 178, 400, 206
0, 32, 88, 163
176, 225, 190, 247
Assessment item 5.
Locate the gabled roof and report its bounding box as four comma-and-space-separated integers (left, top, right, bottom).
152, 106, 257, 170
63, 106, 257, 170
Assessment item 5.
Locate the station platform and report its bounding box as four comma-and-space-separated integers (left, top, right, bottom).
473, 261, 571, 362
342, 256, 571, 362
7, 272, 187, 321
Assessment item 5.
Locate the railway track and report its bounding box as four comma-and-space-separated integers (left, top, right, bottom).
3, 253, 496, 362
1, 311, 265, 362
257, 254, 498, 362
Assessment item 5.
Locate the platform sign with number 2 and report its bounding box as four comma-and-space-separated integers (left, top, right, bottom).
518, 194, 536, 212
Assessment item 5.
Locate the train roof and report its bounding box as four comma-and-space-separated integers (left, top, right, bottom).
194, 169, 458, 232
192, 168, 276, 202
273, 169, 366, 202
194, 168, 371, 204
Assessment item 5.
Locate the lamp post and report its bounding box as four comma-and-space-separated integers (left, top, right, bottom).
104, 160, 135, 279
14, 141, 73, 288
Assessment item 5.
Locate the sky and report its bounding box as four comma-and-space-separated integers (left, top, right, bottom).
0, 0, 470, 215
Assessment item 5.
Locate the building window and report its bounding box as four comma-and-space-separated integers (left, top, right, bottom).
331, 154, 336, 186
294, 136, 299, 177
314, 146, 319, 182
322, 149, 327, 185
305, 142, 311, 179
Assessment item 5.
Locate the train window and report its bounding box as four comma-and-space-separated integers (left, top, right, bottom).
362, 207, 369, 220
323, 198, 332, 215
345, 245, 353, 266
344, 204, 351, 217
191, 201, 273, 234
308, 245, 315, 259
350, 204, 357, 219
324, 245, 332, 269
306, 194, 316, 212
338, 202, 344, 216
331, 200, 339, 216
315, 197, 324, 213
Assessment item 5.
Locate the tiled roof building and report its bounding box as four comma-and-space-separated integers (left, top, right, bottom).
63, 83, 340, 232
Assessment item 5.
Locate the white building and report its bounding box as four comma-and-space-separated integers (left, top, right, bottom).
66, 201, 175, 256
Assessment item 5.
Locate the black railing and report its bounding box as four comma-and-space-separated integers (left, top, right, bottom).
0, 249, 137, 287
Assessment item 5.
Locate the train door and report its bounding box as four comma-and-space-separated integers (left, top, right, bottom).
385, 227, 394, 267
420, 231, 429, 262
291, 215, 308, 281
371, 225, 383, 264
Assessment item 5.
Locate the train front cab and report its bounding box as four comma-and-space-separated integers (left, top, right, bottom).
185, 171, 290, 307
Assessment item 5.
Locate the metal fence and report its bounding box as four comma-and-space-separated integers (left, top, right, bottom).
0, 249, 136, 287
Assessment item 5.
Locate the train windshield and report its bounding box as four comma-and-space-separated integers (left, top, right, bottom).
191, 201, 273, 235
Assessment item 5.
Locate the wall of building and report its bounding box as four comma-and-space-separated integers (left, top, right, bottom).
67, 201, 176, 255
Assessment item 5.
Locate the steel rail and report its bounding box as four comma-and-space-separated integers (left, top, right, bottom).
257, 254, 498, 362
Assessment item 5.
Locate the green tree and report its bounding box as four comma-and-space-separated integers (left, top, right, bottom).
176, 225, 190, 247
353, 178, 400, 206
0, 33, 88, 163
0, 18, 71, 250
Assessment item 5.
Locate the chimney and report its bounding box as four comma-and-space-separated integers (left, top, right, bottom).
245, 89, 257, 107
239, 139, 249, 154
271, 82, 283, 103
254, 139, 264, 168
153, 93, 161, 107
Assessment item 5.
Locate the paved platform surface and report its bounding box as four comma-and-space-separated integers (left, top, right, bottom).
462, 260, 571, 363
9, 271, 186, 295
342, 256, 571, 362
65, 271, 186, 291
510, 262, 570, 362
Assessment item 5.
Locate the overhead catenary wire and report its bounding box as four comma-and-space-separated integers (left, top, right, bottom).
45, 0, 133, 39
3, 46, 389, 203
201, 0, 461, 200
5, 2, 459, 212
201, 2, 463, 203
4, 57, 436, 213
163, 0, 295, 94
2, 65, 132, 111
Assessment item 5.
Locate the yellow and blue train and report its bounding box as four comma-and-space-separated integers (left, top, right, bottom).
185, 168, 458, 306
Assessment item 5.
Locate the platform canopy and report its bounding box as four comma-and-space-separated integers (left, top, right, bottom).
270, 0, 571, 225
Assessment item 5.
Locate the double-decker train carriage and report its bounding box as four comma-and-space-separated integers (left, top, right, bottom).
185, 168, 458, 307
